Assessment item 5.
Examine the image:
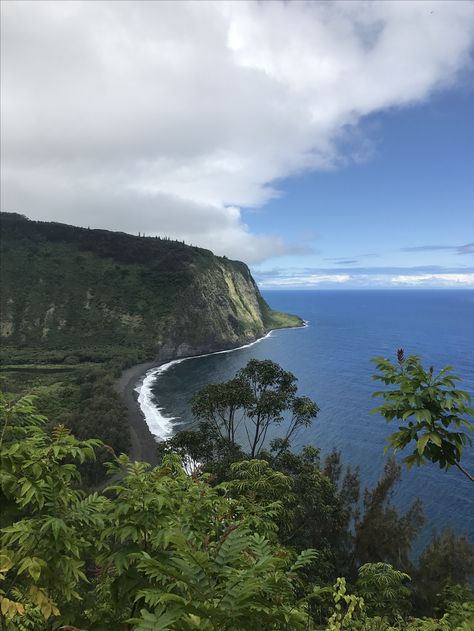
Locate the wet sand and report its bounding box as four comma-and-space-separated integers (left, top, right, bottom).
113, 361, 160, 465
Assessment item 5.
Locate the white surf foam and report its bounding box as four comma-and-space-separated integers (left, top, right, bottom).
135, 322, 309, 441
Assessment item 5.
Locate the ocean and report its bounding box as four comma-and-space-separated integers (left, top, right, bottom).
139, 289, 474, 550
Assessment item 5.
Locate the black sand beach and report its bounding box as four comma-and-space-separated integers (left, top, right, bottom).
113, 328, 298, 466
113, 361, 160, 465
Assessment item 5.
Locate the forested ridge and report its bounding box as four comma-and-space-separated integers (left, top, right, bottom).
0, 212, 301, 365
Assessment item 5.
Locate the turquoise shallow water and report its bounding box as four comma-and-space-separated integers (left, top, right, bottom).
150, 289, 474, 550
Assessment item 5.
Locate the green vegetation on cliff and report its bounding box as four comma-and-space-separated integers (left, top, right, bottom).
0, 212, 301, 365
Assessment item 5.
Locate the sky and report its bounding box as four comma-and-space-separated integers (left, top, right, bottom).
1, 0, 473, 288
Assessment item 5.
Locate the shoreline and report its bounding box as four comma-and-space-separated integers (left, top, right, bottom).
113, 360, 160, 465
114, 322, 308, 465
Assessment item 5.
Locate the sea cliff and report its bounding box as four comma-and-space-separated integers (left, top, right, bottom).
0, 212, 302, 365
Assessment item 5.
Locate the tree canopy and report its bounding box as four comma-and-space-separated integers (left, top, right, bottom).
191, 358, 319, 459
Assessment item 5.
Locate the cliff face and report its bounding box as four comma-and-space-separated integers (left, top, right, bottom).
0, 213, 301, 363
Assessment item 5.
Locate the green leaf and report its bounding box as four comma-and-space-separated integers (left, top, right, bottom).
427, 432, 442, 447
416, 434, 430, 456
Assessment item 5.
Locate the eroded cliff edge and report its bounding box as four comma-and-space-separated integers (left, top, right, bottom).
0, 212, 302, 365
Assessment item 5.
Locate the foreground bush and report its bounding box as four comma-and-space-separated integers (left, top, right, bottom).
0, 395, 316, 629
1, 393, 473, 630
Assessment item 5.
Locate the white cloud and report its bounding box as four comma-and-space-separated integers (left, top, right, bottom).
390, 273, 474, 286
261, 274, 351, 287
255, 261, 474, 288
1, 0, 474, 262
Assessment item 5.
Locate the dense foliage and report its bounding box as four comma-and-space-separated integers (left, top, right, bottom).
1, 355, 473, 629
0, 363, 130, 486
0, 396, 318, 629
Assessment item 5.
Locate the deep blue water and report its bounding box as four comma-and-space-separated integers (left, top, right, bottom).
150, 290, 474, 551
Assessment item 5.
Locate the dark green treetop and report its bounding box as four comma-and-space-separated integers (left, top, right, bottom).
192, 358, 319, 459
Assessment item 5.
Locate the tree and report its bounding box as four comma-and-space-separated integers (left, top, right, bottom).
3, 358, 474, 629
271, 446, 359, 585
191, 378, 253, 446
0, 394, 106, 628
220, 459, 294, 540
354, 459, 424, 572
413, 529, 474, 616
192, 359, 319, 459
372, 350, 474, 482
157, 424, 246, 480
355, 562, 411, 620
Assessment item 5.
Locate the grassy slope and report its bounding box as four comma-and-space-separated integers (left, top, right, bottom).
266, 309, 303, 329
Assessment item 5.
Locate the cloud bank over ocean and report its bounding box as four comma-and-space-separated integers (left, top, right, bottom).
255, 267, 474, 289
